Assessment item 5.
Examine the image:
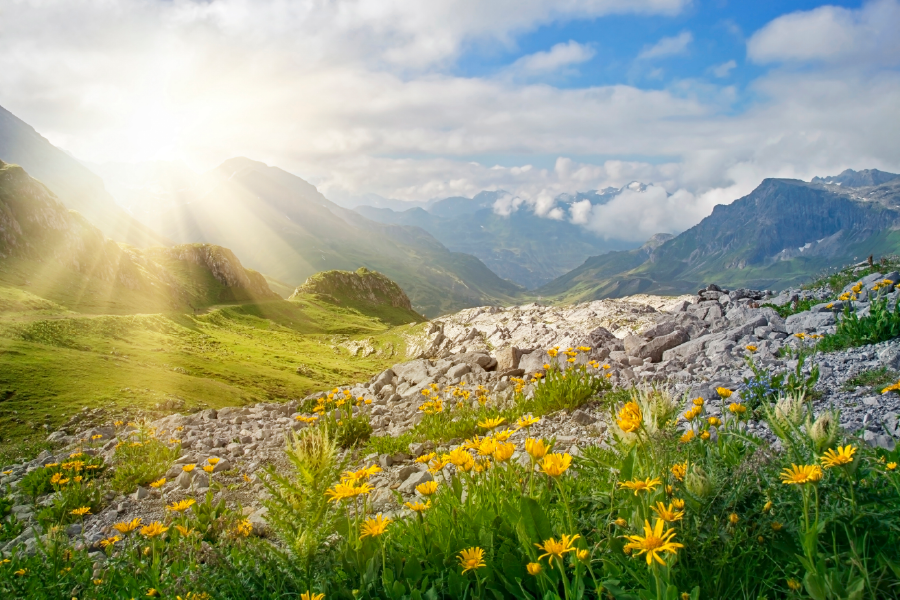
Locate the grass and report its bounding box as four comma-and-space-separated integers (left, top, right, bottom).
841, 366, 899, 391
803, 254, 900, 294
5, 360, 900, 599
0, 291, 423, 462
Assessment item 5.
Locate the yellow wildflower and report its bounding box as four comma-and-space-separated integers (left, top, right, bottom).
516, 415, 540, 429
416, 481, 439, 496
99, 535, 121, 548
820, 445, 856, 468
525, 438, 550, 460
780, 464, 823, 485
617, 401, 643, 433
535, 534, 580, 563
140, 522, 169, 538
113, 518, 142, 534
404, 500, 431, 513
458, 547, 486, 574
493, 442, 515, 462
650, 502, 684, 523
526, 562, 542, 575
679, 430, 695, 443
728, 403, 746, 415
619, 476, 661, 495
539, 453, 572, 477
167, 499, 196, 512
671, 498, 685, 510
70, 506, 91, 517
716, 387, 733, 399
478, 417, 505, 430
360, 514, 392, 539
671, 462, 687, 481
301, 593, 325, 600
182, 464, 196, 472
622, 519, 684, 566
415, 452, 437, 464
729, 513, 739, 525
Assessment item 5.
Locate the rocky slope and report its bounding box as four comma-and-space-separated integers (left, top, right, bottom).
6, 268, 900, 554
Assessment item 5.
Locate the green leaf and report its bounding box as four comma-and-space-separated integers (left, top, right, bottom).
404, 558, 423, 583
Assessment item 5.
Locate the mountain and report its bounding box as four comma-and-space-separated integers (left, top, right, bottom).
538, 170, 900, 301
355, 190, 639, 289
0, 104, 170, 248
0, 160, 277, 314
93, 158, 522, 317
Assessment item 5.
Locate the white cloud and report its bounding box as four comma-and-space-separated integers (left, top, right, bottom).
711, 59, 736, 77
747, 0, 900, 66
510, 41, 595, 73
0, 0, 899, 248
637, 31, 693, 59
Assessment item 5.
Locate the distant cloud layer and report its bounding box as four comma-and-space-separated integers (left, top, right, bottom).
0, 0, 899, 243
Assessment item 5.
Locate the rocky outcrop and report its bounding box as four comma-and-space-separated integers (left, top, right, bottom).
149, 244, 278, 300
291, 267, 418, 313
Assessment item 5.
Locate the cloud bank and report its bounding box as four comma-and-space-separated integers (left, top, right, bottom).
0, 0, 898, 244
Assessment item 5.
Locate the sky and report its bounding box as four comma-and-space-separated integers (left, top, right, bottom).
1, 0, 900, 242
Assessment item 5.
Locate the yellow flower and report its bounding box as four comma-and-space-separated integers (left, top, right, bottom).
887, 462, 898, 471
113, 517, 142, 534
207, 457, 220, 465
493, 428, 514, 442
763, 500, 773, 512
771, 522, 783, 531
360, 514, 392, 539
478, 417, 506, 430
526, 562, 542, 575
140, 522, 169, 538
182, 464, 196, 472
716, 387, 733, 399
671, 462, 687, 482
416, 481, 439, 496
167, 499, 196, 512
535, 534, 580, 563
493, 442, 515, 463
692, 397, 704, 406
699, 431, 711, 441
147, 589, 160, 597
650, 502, 684, 523
99, 535, 121, 548
516, 415, 540, 429
70, 506, 91, 517
149, 478, 166, 488
683, 410, 697, 422
14, 569, 26, 576
234, 519, 253, 537
745, 344, 757, 352
539, 453, 572, 477
301, 593, 325, 600
404, 500, 431, 513
576, 548, 590, 561
325, 482, 373, 502
820, 445, 857, 469
525, 438, 550, 460
728, 403, 747, 415
787, 578, 802, 591
175, 525, 194, 536
622, 519, 684, 566
477, 437, 498, 457
679, 430, 694, 443
617, 401, 643, 433
780, 464, 823, 485
428, 457, 450, 474
671, 498, 685, 510
619, 476, 661, 496
415, 452, 437, 464
708, 416, 721, 427
448, 447, 472, 467
614, 518, 628, 527
458, 547, 486, 574
728, 513, 739, 525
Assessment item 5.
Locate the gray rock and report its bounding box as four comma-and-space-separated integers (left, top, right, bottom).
571, 410, 597, 425
398, 469, 433, 494
133, 486, 149, 500
634, 330, 689, 363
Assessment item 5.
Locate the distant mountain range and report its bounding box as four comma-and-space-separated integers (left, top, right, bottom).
355, 190, 638, 288
4, 102, 900, 316
537, 170, 900, 302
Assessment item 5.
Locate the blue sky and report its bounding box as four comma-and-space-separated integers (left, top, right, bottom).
1, 0, 898, 241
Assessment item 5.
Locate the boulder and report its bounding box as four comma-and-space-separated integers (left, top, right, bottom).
623, 334, 646, 357
633, 330, 690, 363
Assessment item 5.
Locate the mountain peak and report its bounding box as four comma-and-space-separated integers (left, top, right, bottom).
811, 168, 900, 188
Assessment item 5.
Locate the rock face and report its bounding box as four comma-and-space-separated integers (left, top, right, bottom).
290, 268, 419, 313
148, 245, 278, 300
